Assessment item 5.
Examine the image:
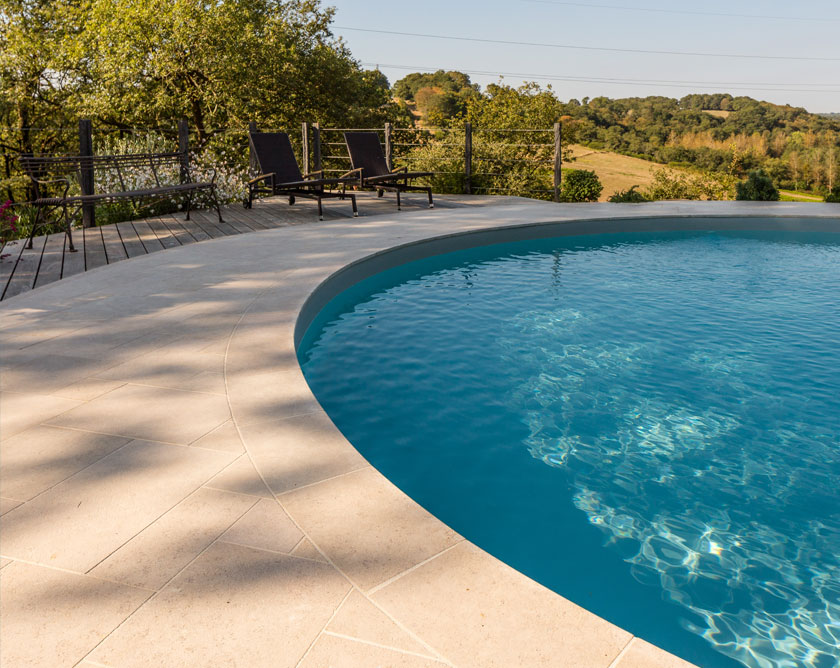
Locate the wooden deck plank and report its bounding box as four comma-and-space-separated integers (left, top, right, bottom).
2, 235, 47, 299
100, 224, 128, 264
244, 206, 284, 229
144, 217, 182, 249
216, 212, 252, 235
84, 226, 108, 271
33, 232, 66, 289
61, 231, 85, 279
0, 239, 26, 299
0, 192, 471, 302
189, 210, 235, 238
165, 214, 210, 242
223, 206, 266, 231
155, 215, 197, 246
131, 220, 165, 253
116, 222, 150, 258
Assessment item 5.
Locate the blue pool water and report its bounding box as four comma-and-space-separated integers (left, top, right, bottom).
298, 227, 840, 668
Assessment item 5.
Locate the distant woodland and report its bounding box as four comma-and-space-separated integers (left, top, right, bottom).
394, 71, 840, 195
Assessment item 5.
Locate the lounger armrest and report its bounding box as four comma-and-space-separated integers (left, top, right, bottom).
392, 166, 409, 174
248, 173, 275, 187
303, 170, 324, 179
340, 167, 364, 186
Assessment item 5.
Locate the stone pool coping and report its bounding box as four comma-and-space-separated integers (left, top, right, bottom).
1, 199, 837, 667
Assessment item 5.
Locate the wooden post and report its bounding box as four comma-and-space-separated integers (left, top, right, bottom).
177, 119, 189, 183
79, 119, 95, 228
312, 123, 322, 172
384, 122, 392, 171
248, 121, 258, 176
301, 122, 309, 174
464, 121, 472, 195
553, 122, 562, 203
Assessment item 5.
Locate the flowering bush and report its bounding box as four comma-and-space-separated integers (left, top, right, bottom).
0, 200, 19, 243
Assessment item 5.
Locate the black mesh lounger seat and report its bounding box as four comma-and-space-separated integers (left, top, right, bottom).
247, 132, 357, 220
343, 132, 434, 210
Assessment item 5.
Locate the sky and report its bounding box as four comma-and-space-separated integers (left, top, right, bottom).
328, 0, 840, 112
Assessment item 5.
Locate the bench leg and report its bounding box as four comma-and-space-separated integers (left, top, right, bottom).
26, 206, 43, 250
317, 195, 323, 221
396, 189, 401, 211
184, 192, 193, 221
210, 186, 224, 223
427, 187, 434, 209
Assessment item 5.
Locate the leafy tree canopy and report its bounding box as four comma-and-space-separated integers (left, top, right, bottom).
392, 70, 478, 101
0, 0, 408, 154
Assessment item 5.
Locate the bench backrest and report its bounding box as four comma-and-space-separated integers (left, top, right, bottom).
19, 152, 189, 195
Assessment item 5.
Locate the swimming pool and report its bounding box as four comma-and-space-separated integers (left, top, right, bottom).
298, 222, 840, 668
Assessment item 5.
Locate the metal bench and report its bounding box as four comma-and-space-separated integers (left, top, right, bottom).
19, 152, 224, 251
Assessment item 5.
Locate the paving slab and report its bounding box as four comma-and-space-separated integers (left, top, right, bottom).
0, 425, 131, 501
0, 390, 83, 441
46, 383, 230, 445
89, 487, 256, 590
614, 639, 699, 668
239, 412, 369, 494
204, 453, 274, 499
281, 467, 462, 591
299, 634, 449, 668
0, 496, 23, 515
219, 497, 303, 553
0, 561, 150, 667
326, 590, 433, 656
371, 541, 631, 668
190, 419, 245, 453
88, 541, 351, 668
0, 439, 235, 571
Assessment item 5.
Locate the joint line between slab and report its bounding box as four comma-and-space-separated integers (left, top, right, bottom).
606, 635, 637, 668
76, 494, 260, 665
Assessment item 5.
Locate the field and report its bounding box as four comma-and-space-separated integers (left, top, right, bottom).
779, 190, 825, 202
562, 144, 667, 200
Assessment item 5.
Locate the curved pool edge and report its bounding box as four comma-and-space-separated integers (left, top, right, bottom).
3, 200, 836, 667
294, 212, 840, 345
278, 208, 835, 668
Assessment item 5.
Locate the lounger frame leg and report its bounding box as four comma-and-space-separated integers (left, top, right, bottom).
396, 190, 401, 211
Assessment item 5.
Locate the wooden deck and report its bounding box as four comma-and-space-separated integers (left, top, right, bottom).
0, 192, 500, 302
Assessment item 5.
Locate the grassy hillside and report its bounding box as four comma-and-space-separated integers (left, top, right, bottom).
563, 145, 674, 201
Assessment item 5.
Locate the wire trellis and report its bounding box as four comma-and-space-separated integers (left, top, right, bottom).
2, 122, 561, 209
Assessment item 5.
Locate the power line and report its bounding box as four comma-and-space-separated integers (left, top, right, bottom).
364, 63, 840, 93
522, 0, 840, 23
336, 26, 840, 62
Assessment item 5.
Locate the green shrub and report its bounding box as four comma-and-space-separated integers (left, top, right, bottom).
608, 185, 647, 203
559, 169, 603, 202
735, 170, 779, 201
825, 186, 840, 203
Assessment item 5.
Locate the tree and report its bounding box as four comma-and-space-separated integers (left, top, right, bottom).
735, 170, 779, 201
74, 0, 402, 139
559, 169, 602, 202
